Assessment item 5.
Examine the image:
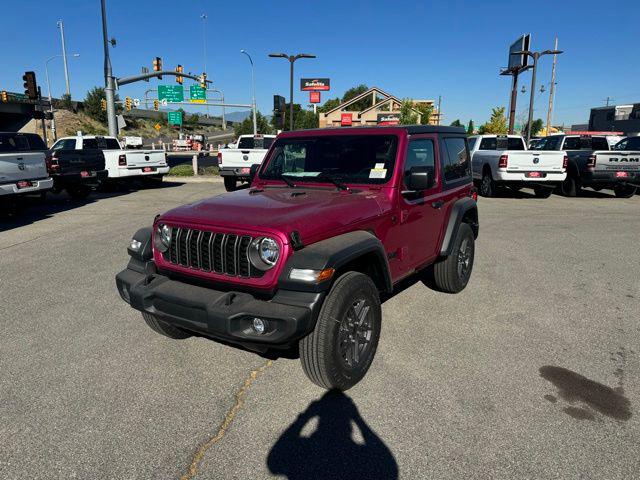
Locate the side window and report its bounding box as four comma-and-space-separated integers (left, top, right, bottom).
14, 136, 30, 151
442, 137, 470, 183
26, 134, 47, 151
479, 137, 497, 150
628, 137, 640, 150
404, 139, 435, 186
591, 137, 609, 150
82, 138, 99, 149
0, 135, 18, 152
52, 139, 77, 151
562, 137, 581, 150
467, 137, 477, 151
105, 138, 122, 149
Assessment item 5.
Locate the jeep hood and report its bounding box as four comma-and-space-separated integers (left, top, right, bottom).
161, 187, 385, 242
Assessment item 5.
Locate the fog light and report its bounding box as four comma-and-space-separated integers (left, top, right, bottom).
252, 318, 267, 335
130, 239, 142, 252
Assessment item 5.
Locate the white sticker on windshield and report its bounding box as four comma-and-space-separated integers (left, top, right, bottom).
369, 168, 387, 179
375, 163, 385, 169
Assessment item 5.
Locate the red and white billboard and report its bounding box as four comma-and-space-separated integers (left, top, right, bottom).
310, 91, 321, 103
341, 113, 353, 126
301, 78, 331, 91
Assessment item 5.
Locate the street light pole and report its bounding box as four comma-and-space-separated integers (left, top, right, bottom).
57, 20, 71, 97
241, 50, 257, 135
100, 0, 118, 137
201, 13, 209, 118
209, 88, 226, 130
44, 53, 80, 144
268, 52, 316, 130
513, 48, 563, 143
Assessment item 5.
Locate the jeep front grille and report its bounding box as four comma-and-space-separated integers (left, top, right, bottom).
165, 227, 258, 278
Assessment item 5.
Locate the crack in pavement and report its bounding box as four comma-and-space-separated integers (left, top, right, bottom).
179, 360, 274, 480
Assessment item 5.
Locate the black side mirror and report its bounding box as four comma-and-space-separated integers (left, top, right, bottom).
249, 163, 260, 181
405, 166, 434, 191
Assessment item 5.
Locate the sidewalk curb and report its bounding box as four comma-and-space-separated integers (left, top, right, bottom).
163, 176, 223, 183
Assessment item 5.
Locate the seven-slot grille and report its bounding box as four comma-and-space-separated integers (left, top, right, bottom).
164, 227, 257, 278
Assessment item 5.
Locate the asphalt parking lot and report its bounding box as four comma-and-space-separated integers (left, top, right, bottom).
1, 182, 639, 479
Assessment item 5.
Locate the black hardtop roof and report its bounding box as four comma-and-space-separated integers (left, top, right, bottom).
281, 125, 467, 136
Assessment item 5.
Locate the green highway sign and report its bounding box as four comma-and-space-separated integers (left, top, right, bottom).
158, 85, 184, 103
167, 111, 183, 125
189, 85, 206, 103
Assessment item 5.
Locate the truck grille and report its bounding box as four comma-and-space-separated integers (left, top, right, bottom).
165, 227, 257, 278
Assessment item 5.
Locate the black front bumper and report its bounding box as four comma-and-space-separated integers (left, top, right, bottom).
115, 266, 324, 351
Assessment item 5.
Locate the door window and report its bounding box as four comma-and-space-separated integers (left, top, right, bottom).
403, 139, 435, 188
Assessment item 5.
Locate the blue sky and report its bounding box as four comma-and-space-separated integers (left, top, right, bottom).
1, 0, 638, 127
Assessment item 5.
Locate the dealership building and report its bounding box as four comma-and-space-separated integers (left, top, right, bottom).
318, 87, 441, 128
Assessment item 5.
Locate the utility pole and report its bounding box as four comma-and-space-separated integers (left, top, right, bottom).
436, 95, 442, 125
100, 0, 118, 137
57, 21, 71, 97
545, 36, 559, 136
604, 96, 614, 107
201, 13, 209, 118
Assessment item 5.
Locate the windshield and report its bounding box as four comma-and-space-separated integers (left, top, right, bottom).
260, 135, 398, 185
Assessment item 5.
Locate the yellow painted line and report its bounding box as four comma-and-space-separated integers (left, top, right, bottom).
180, 360, 273, 480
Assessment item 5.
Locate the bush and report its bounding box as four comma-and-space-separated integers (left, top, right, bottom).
168, 165, 194, 176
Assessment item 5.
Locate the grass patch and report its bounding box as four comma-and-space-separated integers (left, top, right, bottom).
200, 166, 219, 176
168, 165, 194, 176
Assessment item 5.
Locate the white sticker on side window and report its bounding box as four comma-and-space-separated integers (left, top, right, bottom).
369, 168, 387, 179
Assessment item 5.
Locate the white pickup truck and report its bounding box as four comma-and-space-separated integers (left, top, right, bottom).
52, 135, 169, 181
218, 134, 276, 191
0, 132, 53, 206
468, 134, 567, 198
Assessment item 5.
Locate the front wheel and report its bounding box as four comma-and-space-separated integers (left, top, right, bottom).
299, 272, 381, 391
614, 184, 637, 198
533, 186, 553, 198
433, 223, 475, 293
224, 176, 237, 192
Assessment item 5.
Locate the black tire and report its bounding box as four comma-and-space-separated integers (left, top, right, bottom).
614, 185, 637, 198
142, 312, 191, 339
480, 169, 496, 197
433, 223, 475, 294
299, 272, 381, 391
66, 184, 91, 200
533, 186, 553, 198
224, 177, 237, 192
559, 171, 579, 197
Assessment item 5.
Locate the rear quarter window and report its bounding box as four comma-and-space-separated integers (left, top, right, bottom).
591, 137, 609, 150
441, 137, 470, 184
26, 134, 47, 151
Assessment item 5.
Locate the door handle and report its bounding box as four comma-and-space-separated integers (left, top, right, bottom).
431, 200, 444, 209
16, 157, 23, 160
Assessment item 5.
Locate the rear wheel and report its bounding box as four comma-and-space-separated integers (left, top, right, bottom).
559, 172, 579, 197
66, 184, 91, 200
224, 176, 237, 192
142, 312, 192, 339
614, 184, 637, 198
533, 186, 553, 198
480, 170, 496, 197
433, 223, 475, 293
299, 272, 381, 391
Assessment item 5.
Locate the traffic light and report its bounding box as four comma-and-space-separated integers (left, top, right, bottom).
175, 64, 183, 85
101, 98, 107, 111
200, 72, 207, 88
273, 95, 286, 129
153, 57, 162, 79
1, 91, 8, 103
153, 99, 159, 111
23, 71, 38, 99
124, 96, 132, 111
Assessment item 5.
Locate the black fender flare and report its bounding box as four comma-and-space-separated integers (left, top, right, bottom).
278, 230, 392, 293
440, 198, 479, 257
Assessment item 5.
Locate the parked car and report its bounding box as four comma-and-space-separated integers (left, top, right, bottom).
116, 126, 479, 390
0, 132, 53, 209
46, 137, 107, 199
52, 135, 168, 184
532, 133, 638, 197
218, 134, 276, 191
468, 134, 567, 197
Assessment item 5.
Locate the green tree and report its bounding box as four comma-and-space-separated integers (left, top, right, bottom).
467, 119, 475, 134
271, 104, 318, 131
415, 103, 433, 125
83, 86, 119, 124
317, 97, 341, 113
398, 99, 419, 125
522, 118, 544, 136
342, 84, 370, 111
234, 111, 274, 137
60, 93, 73, 110
478, 107, 508, 134
450, 119, 463, 127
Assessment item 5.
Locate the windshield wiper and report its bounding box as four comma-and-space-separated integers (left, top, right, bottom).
314, 173, 351, 191
279, 174, 297, 188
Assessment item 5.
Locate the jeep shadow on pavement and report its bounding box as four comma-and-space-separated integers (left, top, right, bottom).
116, 126, 479, 390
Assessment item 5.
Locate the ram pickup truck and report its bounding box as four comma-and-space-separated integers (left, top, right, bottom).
0, 132, 53, 206
532, 133, 638, 197
218, 134, 276, 191
46, 138, 107, 199
468, 134, 567, 198
116, 126, 479, 390
53, 135, 168, 182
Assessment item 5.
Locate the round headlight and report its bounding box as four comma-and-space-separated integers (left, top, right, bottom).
249, 237, 280, 270
155, 224, 172, 252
